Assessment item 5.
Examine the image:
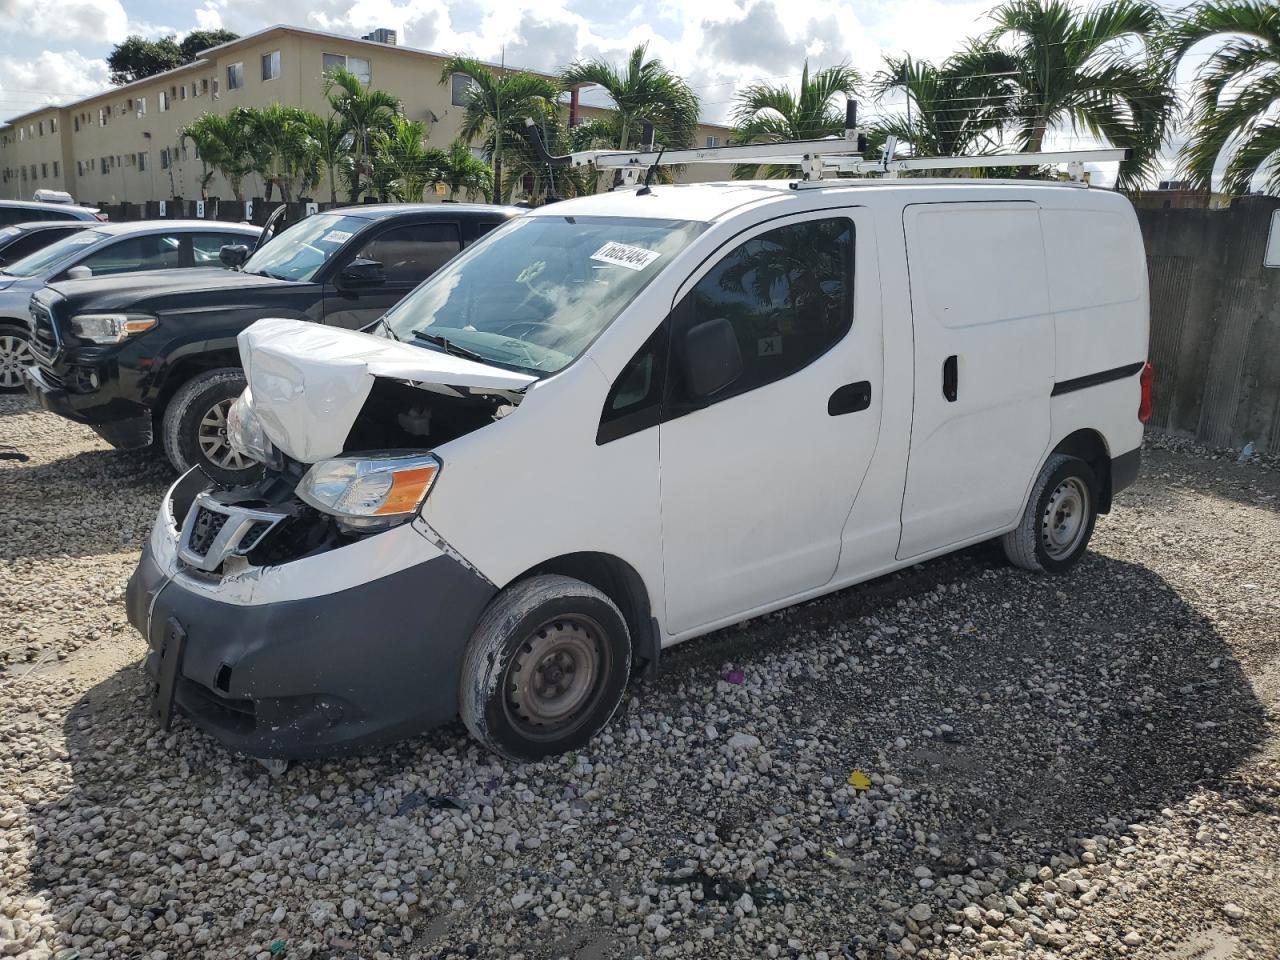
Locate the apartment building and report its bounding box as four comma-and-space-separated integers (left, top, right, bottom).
0, 25, 734, 204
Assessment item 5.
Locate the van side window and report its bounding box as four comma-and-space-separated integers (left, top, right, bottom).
672, 217, 854, 405
597, 324, 668, 444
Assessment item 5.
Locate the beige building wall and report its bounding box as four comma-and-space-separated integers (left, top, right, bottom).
0, 25, 735, 205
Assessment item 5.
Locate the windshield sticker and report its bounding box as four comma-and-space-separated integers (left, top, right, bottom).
590, 241, 661, 272
67, 234, 99, 244
320, 230, 353, 244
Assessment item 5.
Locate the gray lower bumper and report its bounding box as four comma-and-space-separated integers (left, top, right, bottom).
125, 538, 495, 759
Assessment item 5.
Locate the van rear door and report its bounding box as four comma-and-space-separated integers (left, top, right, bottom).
897, 201, 1053, 559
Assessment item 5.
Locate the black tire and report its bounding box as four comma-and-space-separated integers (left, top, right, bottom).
459, 574, 632, 762
1001, 453, 1099, 574
0, 322, 34, 394
161, 368, 261, 486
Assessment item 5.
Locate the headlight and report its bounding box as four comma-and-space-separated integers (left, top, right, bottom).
226, 388, 272, 464
70, 313, 157, 344
297, 453, 440, 529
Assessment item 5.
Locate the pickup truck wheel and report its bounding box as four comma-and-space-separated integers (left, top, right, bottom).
0, 324, 34, 394
459, 574, 631, 762
162, 369, 261, 486
1001, 453, 1099, 574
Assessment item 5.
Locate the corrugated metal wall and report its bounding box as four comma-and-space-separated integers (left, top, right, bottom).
1138, 196, 1280, 453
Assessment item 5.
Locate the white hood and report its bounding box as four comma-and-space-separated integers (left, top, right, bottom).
238, 318, 536, 463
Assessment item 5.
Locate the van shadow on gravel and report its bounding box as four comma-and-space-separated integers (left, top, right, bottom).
29, 550, 1269, 958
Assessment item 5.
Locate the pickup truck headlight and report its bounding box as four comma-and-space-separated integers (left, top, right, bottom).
297, 453, 440, 530
70, 313, 157, 344
226, 389, 272, 464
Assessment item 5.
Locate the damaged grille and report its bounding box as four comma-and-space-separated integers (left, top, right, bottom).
177, 494, 287, 574
186, 507, 229, 558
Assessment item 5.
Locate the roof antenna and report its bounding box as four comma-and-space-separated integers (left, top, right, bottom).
845, 99, 867, 154
637, 122, 661, 195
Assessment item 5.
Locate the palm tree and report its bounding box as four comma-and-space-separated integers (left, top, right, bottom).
304, 113, 348, 203
435, 140, 493, 201
559, 43, 700, 151
1162, 0, 1280, 194
250, 104, 316, 202
983, 0, 1173, 188
371, 116, 440, 202
180, 109, 257, 201
439, 57, 558, 202
324, 67, 400, 202
872, 49, 1013, 160
729, 62, 861, 178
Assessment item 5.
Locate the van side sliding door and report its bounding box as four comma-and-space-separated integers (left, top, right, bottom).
897, 201, 1053, 560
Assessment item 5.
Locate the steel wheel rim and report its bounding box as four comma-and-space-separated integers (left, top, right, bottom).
505, 614, 608, 738
197, 398, 249, 471
1041, 476, 1089, 559
0, 334, 33, 389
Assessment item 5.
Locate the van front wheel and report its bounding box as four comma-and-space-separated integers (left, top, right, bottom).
459, 574, 631, 762
1001, 453, 1099, 574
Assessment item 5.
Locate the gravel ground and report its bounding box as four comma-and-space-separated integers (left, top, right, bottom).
1, 394, 1278, 960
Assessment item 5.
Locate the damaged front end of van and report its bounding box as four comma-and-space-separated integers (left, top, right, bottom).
125, 318, 533, 758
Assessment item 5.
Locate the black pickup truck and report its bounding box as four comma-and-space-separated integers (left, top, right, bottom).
26, 203, 520, 483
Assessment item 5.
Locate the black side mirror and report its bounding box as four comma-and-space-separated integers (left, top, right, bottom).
681, 317, 743, 399
220, 244, 250, 269
339, 258, 386, 288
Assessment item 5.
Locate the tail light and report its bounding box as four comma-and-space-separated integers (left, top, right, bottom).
1138, 362, 1153, 424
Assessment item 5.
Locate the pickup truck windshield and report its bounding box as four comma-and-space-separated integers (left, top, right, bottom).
242, 213, 368, 282
2, 229, 106, 277
381, 215, 704, 375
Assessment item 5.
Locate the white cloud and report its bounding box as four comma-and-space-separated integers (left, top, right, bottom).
0, 49, 109, 116
0, 0, 128, 43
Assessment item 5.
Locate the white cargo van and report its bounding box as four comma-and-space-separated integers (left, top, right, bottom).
127, 162, 1152, 763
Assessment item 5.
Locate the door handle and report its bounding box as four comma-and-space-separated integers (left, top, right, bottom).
943, 355, 958, 402
828, 381, 872, 416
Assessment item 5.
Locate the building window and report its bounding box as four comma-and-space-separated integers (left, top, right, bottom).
52, 160, 59, 177
17, 128, 24, 142
73, 116, 79, 132
705, 135, 720, 147
201, 78, 209, 95
191, 82, 198, 97
159, 90, 169, 112
262, 50, 281, 81
138, 97, 146, 116
226, 62, 244, 90
126, 99, 133, 111
160, 148, 170, 170
99, 108, 106, 127
50, 116, 57, 133
180, 85, 187, 100
322, 52, 370, 84
138, 152, 146, 171
451, 73, 474, 107
40, 163, 47, 178
38, 120, 44, 136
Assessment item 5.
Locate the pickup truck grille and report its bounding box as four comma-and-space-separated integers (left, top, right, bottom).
28, 300, 61, 363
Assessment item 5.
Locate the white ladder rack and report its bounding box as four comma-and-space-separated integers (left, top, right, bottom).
524, 101, 1130, 187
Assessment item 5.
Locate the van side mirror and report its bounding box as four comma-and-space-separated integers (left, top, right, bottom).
339, 258, 386, 288
220, 244, 250, 269
681, 317, 743, 399
65, 265, 93, 280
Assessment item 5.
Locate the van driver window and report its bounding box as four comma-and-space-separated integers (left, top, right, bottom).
674, 217, 854, 403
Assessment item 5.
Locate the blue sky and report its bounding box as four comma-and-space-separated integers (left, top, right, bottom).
0, 0, 1206, 182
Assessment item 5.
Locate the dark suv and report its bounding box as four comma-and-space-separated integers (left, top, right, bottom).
26, 203, 520, 483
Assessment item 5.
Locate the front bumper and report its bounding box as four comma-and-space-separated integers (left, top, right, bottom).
26, 363, 153, 448
125, 494, 496, 759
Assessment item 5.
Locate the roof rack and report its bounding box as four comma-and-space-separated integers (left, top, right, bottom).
525, 101, 1130, 188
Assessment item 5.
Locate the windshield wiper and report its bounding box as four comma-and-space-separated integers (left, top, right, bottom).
411, 330, 490, 365
373, 316, 399, 342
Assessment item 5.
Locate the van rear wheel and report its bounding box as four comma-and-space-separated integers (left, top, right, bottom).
1002, 453, 1099, 574
459, 574, 631, 762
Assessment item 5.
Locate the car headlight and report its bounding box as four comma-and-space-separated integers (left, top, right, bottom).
297, 453, 441, 530
70, 313, 157, 344
226, 388, 272, 464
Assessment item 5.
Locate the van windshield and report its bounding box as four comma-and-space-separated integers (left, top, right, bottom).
380, 215, 704, 375
2, 229, 106, 277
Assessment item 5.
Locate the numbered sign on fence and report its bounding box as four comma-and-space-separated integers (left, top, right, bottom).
1266, 210, 1280, 268
195, 200, 205, 218
245, 200, 254, 221
305, 202, 318, 217
158, 200, 167, 217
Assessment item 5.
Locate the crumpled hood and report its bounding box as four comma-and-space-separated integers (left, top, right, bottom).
239, 317, 537, 463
